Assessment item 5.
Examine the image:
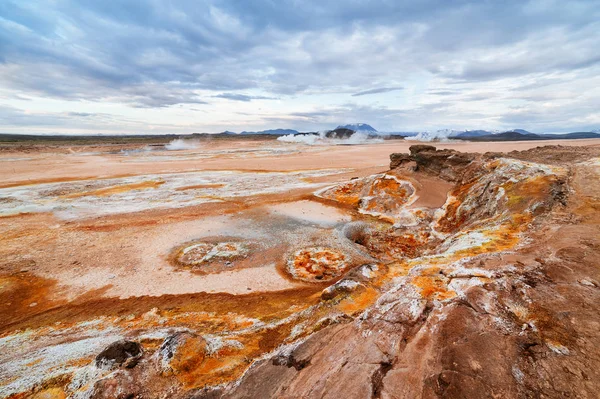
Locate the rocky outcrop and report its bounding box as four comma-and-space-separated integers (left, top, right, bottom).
219, 146, 600, 398
389, 152, 413, 170
88, 370, 141, 399
95, 340, 142, 370
156, 332, 207, 376
224, 215, 600, 398
390, 145, 478, 182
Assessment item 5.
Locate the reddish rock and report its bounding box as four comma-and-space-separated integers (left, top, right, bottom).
390, 145, 478, 182
156, 332, 207, 376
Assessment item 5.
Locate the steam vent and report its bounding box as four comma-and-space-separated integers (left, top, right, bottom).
1, 142, 600, 399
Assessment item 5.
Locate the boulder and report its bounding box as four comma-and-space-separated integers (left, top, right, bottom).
389, 153, 413, 169
320, 264, 380, 301
95, 340, 142, 370
409, 144, 437, 154
390, 146, 478, 182
156, 332, 207, 376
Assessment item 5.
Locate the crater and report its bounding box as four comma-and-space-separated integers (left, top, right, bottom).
171, 239, 252, 272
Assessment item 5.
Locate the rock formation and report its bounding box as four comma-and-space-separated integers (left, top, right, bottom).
216, 146, 600, 398
95, 340, 142, 370
390, 144, 479, 182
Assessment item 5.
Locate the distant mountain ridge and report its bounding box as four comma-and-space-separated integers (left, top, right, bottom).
450, 130, 499, 138
455, 131, 600, 142
336, 123, 377, 132
239, 128, 299, 135
236, 124, 379, 136
512, 129, 533, 135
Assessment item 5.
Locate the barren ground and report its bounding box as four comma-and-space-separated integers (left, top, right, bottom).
1, 137, 599, 399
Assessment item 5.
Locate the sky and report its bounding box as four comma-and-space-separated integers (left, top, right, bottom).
1, 0, 599, 135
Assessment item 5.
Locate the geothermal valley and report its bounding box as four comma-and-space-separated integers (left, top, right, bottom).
1, 136, 600, 398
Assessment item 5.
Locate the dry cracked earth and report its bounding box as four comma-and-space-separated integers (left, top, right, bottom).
1, 138, 600, 398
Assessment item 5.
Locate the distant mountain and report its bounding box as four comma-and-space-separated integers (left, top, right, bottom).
239, 128, 299, 135
336, 123, 377, 132
455, 131, 600, 142
385, 132, 420, 137
513, 129, 533, 135
450, 130, 497, 138
540, 132, 600, 139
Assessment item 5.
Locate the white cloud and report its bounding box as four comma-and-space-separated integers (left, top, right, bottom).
0, 0, 599, 133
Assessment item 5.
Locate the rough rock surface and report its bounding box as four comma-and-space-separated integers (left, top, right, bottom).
390, 145, 479, 181
218, 146, 600, 398
88, 369, 142, 399
156, 332, 207, 376
95, 340, 142, 370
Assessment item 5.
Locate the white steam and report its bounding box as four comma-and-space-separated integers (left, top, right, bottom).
165, 139, 198, 150
410, 130, 459, 142
277, 133, 321, 145
277, 131, 382, 146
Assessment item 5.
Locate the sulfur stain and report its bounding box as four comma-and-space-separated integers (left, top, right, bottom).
31, 388, 66, 399
339, 287, 379, 315
62, 180, 165, 198
176, 183, 226, 191
411, 268, 456, 301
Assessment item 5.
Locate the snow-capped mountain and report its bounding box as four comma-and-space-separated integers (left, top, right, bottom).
336, 123, 377, 132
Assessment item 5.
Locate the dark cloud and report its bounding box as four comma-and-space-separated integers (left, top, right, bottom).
351, 87, 403, 97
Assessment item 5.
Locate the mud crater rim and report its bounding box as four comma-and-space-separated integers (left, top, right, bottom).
170, 237, 254, 271
286, 246, 349, 283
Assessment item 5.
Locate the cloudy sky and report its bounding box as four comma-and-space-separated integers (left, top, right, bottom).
1, 0, 599, 134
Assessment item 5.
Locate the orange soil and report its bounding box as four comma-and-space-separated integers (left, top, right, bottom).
62, 180, 165, 198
